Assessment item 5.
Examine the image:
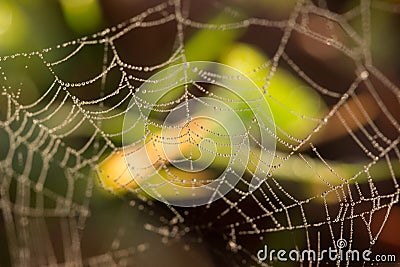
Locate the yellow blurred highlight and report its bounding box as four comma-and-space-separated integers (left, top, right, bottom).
96, 137, 173, 194
0, 3, 27, 49
0, 2, 12, 35
96, 118, 218, 195
60, 0, 102, 34
96, 148, 137, 195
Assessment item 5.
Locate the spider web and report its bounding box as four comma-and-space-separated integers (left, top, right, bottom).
0, 0, 399, 266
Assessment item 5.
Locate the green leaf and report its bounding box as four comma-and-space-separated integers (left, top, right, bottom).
60, 0, 102, 34
219, 43, 327, 144
185, 12, 244, 62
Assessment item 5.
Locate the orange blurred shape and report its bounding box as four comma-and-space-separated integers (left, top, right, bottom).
96, 118, 213, 194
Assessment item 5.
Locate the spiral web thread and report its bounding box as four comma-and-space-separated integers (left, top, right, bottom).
0, 0, 399, 266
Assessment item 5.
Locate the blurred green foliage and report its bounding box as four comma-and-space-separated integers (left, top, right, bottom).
60, 0, 102, 34
0, 0, 102, 54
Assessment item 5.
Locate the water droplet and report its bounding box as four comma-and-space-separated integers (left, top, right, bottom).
137, 243, 148, 252
228, 240, 239, 253
35, 183, 43, 192
111, 240, 120, 250
20, 217, 29, 227
360, 70, 369, 80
